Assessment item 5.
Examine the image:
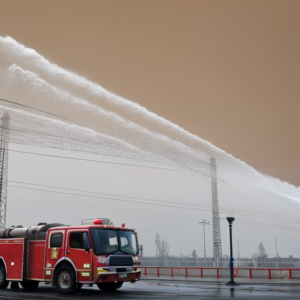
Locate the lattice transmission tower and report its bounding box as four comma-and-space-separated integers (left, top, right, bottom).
0, 112, 9, 229
210, 157, 222, 258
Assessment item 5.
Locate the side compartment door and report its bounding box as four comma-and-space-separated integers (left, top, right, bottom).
66, 230, 92, 282
45, 230, 65, 281
27, 240, 45, 280
6, 239, 24, 280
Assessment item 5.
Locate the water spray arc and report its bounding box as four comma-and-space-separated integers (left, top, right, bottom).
0, 112, 9, 229
0, 36, 277, 190
0, 36, 297, 243
210, 157, 222, 259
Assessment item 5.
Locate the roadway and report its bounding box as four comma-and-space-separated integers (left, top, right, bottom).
1, 279, 300, 299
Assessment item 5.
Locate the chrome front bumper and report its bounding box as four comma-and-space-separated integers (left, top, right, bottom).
94, 269, 141, 283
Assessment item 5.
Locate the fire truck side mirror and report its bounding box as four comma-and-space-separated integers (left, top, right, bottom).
83, 232, 91, 253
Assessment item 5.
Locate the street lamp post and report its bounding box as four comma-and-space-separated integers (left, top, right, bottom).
139, 245, 143, 258
198, 220, 210, 258
226, 217, 236, 285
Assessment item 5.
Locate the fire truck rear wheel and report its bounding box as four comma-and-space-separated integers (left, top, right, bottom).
0, 265, 8, 289
20, 281, 39, 290
56, 265, 76, 294
97, 281, 123, 291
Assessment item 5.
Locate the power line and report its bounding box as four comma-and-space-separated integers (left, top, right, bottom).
8, 182, 300, 233
8, 184, 206, 211
8, 180, 300, 224
235, 219, 300, 233
8, 196, 201, 221
9, 194, 300, 234
2, 100, 300, 235
8, 149, 178, 171
0, 97, 200, 174
8, 180, 211, 209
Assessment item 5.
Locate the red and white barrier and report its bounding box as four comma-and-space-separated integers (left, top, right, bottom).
141, 267, 300, 280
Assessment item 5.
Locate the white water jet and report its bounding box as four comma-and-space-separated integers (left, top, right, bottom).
0, 36, 299, 199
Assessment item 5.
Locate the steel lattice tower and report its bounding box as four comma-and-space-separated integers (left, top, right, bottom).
210, 157, 222, 258
0, 112, 9, 229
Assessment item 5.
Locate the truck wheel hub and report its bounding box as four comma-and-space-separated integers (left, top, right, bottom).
60, 272, 70, 289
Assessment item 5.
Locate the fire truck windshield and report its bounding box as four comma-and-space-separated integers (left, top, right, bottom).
91, 229, 138, 256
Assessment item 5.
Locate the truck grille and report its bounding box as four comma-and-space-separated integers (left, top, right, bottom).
109, 255, 133, 266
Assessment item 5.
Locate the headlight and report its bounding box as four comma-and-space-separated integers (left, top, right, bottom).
98, 257, 107, 264
97, 268, 108, 274
133, 256, 140, 264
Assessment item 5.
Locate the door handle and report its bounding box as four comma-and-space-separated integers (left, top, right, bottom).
67, 250, 70, 255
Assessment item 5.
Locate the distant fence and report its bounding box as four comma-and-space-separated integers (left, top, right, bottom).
141, 267, 300, 280
141, 258, 299, 269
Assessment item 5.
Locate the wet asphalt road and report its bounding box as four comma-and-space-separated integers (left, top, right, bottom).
1, 279, 300, 299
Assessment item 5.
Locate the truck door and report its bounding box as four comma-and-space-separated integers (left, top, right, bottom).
45, 230, 65, 281
66, 230, 92, 282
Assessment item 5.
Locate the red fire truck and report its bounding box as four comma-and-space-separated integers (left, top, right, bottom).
0, 218, 141, 294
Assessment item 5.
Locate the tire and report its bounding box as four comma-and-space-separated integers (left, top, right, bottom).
0, 265, 8, 289
97, 281, 123, 291
20, 281, 39, 290
56, 265, 76, 294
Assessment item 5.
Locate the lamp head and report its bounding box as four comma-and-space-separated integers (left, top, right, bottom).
226, 217, 235, 225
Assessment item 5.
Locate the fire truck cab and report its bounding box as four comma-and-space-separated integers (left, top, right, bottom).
0, 218, 141, 294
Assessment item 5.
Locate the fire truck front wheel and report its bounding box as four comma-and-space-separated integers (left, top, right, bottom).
56, 265, 76, 294
0, 265, 8, 289
97, 281, 123, 291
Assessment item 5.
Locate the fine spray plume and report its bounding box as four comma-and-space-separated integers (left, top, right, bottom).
0, 36, 299, 201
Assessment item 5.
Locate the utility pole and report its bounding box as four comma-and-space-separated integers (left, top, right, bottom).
0, 112, 9, 229
237, 241, 240, 267
198, 220, 210, 258
275, 239, 279, 268
210, 157, 222, 261
139, 245, 143, 258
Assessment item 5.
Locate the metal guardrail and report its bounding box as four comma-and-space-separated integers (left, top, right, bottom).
140, 259, 299, 269
141, 267, 300, 280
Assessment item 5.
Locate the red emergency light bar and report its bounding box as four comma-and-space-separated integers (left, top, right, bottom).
93, 219, 102, 225
81, 218, 110, 225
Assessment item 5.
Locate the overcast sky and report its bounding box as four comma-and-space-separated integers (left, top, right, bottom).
1, 0, 299, 185
1, 0, 300, 258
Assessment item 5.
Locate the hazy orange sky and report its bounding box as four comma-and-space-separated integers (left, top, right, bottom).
1, 0, 300, 185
